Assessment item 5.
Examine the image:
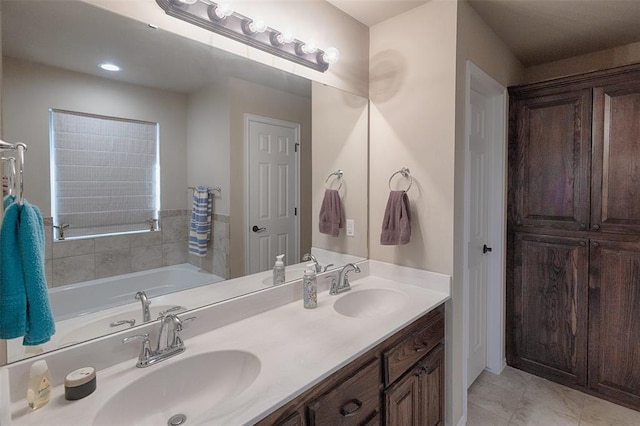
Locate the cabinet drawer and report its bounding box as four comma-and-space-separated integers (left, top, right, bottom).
307, 358, 381, 425
383, 317, 444, 386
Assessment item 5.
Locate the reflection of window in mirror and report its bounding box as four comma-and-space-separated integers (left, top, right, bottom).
49, 110, 160, 240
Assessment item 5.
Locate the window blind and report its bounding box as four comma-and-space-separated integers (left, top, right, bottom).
50, 110, 159, 239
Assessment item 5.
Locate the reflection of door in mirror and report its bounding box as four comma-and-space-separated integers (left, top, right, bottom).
246, 115, 300, 274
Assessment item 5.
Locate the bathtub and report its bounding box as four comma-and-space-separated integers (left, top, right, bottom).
49, 263, 223, 321
7, 264, 223, 362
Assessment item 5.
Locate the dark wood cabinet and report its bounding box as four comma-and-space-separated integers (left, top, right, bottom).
508, 63, 640, 411
592, 82, 640, 234
256, 305, 445, 426
589, 239, 640, 407
509, 233, 588, 387
509, 90, 591, 230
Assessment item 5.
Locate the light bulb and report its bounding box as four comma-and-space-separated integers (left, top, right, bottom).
322, 47, 340, 65
251, 17, 267, 33
301, 40, 318, 54
214, 1, 233, 19
243, 17, 267, 34
177, 0, 198, 4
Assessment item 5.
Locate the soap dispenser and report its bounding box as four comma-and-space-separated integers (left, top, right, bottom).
27, 360, 51, 410
273, 254, 285, 285
303, 263, 318, 309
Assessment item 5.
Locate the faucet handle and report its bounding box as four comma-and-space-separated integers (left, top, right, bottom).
122, 333, 153, 366
157, 306, 182, 319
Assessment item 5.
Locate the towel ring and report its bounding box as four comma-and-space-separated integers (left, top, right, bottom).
388, 167, 412, 192
325, 170, 344, 190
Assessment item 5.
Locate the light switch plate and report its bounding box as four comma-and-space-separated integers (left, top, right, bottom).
346, 219, 355, 236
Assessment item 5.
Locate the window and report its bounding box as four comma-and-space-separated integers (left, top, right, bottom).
50, 110, 160, 239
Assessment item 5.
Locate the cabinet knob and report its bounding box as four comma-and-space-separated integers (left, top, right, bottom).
593, 224, 601, 230
339, 399, 362, 417
579, 241, 586, 247
580, 223, 587, 230
593, 242, 600, 248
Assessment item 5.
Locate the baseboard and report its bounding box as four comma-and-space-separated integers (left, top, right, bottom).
456, 414, 467, 426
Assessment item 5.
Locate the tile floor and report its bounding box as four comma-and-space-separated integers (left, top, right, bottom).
467, 366, 640, 426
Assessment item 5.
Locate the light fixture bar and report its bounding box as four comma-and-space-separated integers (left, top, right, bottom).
156, 0, 336, 72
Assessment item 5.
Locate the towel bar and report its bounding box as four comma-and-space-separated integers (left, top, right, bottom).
325, 170, 344, 190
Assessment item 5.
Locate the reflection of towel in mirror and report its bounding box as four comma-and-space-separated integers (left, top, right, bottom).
188, 185, 212, 257
380, 190, 411, 245
319, 189, 344, 237
0, 200, 56, 345
3, 195, 15, 210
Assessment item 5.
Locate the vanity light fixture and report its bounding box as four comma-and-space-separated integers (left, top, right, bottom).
156, 0, 339, 72
100, 63, 121, 72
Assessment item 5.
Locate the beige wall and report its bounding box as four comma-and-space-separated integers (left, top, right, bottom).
228, 78, 312, 278
453, 2, 525, 424
83, 0, 370, 97
2, 58, 188, 215
311, 82, 368, 258
369, 1, 457, 273
524, 40, 640, 84
186, 82, 231, 215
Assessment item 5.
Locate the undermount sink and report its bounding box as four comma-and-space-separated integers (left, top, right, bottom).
93, 350, 261, 426
334, 288, 408, 318
261, 267, 307, 286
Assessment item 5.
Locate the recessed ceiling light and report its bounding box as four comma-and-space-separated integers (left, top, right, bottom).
100, 63, 121, 72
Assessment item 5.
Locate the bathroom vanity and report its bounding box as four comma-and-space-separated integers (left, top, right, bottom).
1, 261, 449, 425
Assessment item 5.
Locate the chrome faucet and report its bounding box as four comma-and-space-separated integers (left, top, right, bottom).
330, 263, 361, 295
123, 313, 196, 368
135, 291, 151, 322
302, 253, 322, 272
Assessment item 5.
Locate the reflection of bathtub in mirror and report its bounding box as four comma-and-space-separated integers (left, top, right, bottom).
7, 250, 364, 362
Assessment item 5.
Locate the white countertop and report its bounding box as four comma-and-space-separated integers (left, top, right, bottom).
7, 262, 450, 426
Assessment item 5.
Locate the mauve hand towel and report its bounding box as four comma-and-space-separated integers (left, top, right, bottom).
380, 190, 411, 245
319, 189, 345, 237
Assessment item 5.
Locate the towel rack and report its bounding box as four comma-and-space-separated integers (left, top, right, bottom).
325, 170, 344, 190
388, 167, 412, 192
0, 139, 27, 205
1, 156, 16, 197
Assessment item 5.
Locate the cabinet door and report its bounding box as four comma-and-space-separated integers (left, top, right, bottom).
592, 83, 640, 234
384, 370, 420, 426
589, 239, 640, 408
418, 346, 444, 426
508, 233, 589, 387
509, 90, 591, 230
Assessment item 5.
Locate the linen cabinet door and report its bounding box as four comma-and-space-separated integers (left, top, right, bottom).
589, 239, 640, 409
508, 233, 589, 387
592, 82, 640, 234
417, 346, 444, 426
509, 89, 591, 230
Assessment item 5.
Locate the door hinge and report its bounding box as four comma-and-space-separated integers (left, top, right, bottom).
295, 143, 299, 153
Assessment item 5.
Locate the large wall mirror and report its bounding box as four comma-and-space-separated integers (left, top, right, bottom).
0, 0, 368, 364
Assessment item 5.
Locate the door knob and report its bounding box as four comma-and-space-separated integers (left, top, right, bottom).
483, 244, 493, 254
252, 225, 266, 233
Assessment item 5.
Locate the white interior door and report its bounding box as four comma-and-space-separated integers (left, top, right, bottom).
246, 115, 299, 274
464, 62, 507, 390
467, 87, 491, 386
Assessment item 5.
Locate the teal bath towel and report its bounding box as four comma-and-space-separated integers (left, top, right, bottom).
0, 200, 55, 345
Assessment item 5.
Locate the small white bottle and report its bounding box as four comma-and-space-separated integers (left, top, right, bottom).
303, 263, 318, 309
273, 254, 285, 285
27, 360, 51, 410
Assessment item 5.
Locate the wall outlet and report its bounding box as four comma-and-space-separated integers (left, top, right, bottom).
346, 219, 355, 236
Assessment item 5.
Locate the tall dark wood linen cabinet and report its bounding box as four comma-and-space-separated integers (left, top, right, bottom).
507, 63, 640, 411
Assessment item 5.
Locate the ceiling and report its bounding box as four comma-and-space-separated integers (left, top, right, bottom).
328, 0, 640, 67
2, 0, 310, 96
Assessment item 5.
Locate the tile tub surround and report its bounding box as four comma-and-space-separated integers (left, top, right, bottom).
43, 210, 232, 287
2, 261, 450, 424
